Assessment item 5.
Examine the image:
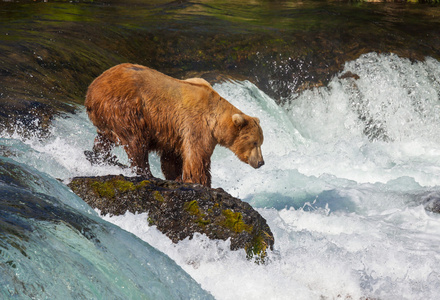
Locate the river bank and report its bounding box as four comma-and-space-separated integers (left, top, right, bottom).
1, 0, 439, 131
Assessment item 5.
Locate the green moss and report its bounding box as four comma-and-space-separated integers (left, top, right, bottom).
221, 209, 252, 234
196, 218, 211, 226
245, 231, 272, 264
91, 181, 116, 198
184, 200, 201, 216
152, 190, 165, 202
90, 178, 148, 199
113, 180, 135, 192
138, 180, 150, 187
184, 200, 211, 227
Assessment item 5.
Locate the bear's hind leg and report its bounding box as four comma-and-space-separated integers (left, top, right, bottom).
160, 152, 183, 181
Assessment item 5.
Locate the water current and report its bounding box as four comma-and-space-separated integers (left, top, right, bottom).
2, 53, 440, 299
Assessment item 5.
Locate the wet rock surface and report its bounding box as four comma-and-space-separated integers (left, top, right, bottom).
68, 175, 274, 262
420, 191, 440, 214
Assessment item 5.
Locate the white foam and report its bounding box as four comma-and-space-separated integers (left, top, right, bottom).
3, 53, 440, 299
282, 53, 440, 186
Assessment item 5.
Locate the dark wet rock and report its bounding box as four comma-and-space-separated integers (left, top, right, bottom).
420, 191, 440, 214
339, 71, 360, 81
68, 175, 274, 262
1, 0, 440, 132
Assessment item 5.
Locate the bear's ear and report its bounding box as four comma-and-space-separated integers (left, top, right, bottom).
254, 117, 260, 124
232, 114, 246, 128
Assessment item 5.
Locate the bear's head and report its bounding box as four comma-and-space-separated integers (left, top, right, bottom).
230, 114, 265, 169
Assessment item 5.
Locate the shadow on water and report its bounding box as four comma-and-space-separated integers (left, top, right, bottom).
1, 0, 440, 132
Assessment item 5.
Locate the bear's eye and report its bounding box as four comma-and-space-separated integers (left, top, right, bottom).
253, 142, 258, 147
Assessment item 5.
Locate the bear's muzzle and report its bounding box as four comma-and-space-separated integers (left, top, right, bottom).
248, 146, 264, 169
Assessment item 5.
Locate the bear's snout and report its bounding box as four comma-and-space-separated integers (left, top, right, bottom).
247, 146, 264, 169
249, 158, 264, 169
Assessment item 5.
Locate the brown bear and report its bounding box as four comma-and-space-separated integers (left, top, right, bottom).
85, 63, 264, 187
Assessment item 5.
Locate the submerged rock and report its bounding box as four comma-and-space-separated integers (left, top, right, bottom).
68, 175, 274, 262
420, 191, 440, 214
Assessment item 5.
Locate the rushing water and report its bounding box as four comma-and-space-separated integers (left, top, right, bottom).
2, 53, 440, 299
0, 159, 213, 299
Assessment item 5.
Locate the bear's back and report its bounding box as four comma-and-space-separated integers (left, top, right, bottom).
183, 78, 212, 88
86, 63, 223, 125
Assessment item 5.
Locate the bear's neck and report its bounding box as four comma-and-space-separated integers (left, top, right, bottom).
211, 99, 241, 148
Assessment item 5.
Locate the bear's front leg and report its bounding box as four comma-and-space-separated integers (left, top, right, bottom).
85, 133, 122, 167
125, 145, 154, 178
92, 133, 113, 158
182, 156, 212, 188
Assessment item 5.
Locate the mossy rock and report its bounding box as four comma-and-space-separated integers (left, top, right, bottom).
68, 175, 274, 262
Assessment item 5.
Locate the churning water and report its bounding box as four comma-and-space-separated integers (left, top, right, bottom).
2, 53, 440, 299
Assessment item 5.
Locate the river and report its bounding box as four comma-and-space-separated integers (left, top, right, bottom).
1, 1, 440, 299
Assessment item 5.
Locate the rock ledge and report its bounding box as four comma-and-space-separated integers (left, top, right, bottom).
68, 175, 274, 262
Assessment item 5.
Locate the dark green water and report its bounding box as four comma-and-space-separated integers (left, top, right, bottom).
1, 0, 440, 130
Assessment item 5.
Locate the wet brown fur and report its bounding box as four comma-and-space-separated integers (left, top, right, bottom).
85, 63, 264, 187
